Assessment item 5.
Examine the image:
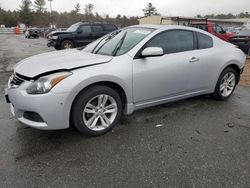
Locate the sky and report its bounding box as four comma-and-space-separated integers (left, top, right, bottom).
0, 0, 249, 17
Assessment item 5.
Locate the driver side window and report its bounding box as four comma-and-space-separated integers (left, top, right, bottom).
146, 30, 194, 54
213, 25, 223, 33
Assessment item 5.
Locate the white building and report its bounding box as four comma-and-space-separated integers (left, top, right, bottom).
139, 16, 249, 29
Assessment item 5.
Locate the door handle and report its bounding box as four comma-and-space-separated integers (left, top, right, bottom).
189, 57, 200, 63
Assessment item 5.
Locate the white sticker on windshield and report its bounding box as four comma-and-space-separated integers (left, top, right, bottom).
133, 30, 151, 35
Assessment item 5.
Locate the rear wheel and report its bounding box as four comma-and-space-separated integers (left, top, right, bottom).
212, 67, 237, 100
71, 85, 123, 136
61, 40, 74, 50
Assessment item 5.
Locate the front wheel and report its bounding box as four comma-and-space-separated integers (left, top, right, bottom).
212, 67, 237, 100
71, 86, 123, 136
61, 40, 74, 50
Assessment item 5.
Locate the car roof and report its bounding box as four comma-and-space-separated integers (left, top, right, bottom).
78, 22, 114, 25
127, 24, 217, 40
129, 24, 203, 31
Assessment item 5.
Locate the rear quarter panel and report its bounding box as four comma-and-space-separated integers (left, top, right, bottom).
209, 40, 246, 91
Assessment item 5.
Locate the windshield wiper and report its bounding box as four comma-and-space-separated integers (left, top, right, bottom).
92, 30, 121, 54
112, 31, 127, 56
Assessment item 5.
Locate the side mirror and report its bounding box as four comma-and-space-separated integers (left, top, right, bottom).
77, 30, 82, 34
141, 47, 163, 57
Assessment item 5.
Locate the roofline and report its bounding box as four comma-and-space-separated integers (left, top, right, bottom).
139, 16, 246, 24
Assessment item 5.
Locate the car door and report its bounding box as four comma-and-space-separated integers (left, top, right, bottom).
75, 24, 93, 46
92, 24, 106, 40
132, 30, 203, 104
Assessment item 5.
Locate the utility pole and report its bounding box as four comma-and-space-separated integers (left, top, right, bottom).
48, 0, 53, 28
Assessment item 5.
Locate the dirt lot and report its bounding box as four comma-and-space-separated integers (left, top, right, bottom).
240, 58, 250, 86
0, 35, 250, 187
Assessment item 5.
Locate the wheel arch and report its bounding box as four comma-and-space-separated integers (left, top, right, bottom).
73, 81, 128, 109
224, 64, 241, 84
68, 80, 130, 127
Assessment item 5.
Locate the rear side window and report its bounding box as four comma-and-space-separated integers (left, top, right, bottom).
103, 24, 117, 31
79, 25, 92, 33
146, 30, 194, 54
197, 32, 213, 49
92, 25, 104, 32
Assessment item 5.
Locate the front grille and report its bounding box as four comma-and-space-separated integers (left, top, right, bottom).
9, 73, 27, 88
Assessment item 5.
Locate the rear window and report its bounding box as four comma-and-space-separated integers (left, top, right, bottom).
197, 32, 213, 49
191, 24, 208, 32
103, 24, 117, 31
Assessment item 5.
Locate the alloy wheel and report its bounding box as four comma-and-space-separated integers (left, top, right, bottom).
83, 94, 118, 131
220, 72, 236, 97
64, 42, 73, 49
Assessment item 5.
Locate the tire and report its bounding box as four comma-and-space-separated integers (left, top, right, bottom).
71, 85, 123, 136
212, 67, 237, 100
61, 40, 74, 50
54, 46, 60, 50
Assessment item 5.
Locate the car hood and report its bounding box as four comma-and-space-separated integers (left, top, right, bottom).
51, 30, 72, 35
14, 49, 113, 78
234, 30, 250, 37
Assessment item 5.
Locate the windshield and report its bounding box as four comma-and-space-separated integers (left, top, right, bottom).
67, 23, 81, 32
83, 27, 154, 56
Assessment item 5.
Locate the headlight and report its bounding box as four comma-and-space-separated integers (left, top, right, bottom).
51, 35, 58, 40
26, 72, 72, 94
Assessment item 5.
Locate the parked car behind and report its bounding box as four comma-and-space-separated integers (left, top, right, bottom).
190, 21, 234, 41
229, 29, 250, 55
6, 25, 246, 136
25, 28, 39, 39
44, 28, 57, 38
47, 22, 118, 50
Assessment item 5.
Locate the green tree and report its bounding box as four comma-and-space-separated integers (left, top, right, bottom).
33, 0, 46, 12
142, 3, 159, 17
95, 12, 102, 21
245, 12, 250, 18
19, 0, 32, 25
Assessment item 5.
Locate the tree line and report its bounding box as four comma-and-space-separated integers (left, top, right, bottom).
1, 1, 249, 28
0, 0, 140, 28
196, 12, 250, 19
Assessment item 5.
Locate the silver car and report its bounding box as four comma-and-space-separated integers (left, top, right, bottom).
5, 25, 246, 136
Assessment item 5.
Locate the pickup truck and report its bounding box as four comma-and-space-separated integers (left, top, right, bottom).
190, 22, 234, 41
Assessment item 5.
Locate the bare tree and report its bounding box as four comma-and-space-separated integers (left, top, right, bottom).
74, 3, 81, 14
84, 3, 94, 15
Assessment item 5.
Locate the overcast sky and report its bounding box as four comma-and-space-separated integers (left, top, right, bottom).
0, 0, 249, 17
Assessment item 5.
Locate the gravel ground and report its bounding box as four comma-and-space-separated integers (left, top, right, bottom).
0, 35, 250, 188
240, 58, 250, 86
